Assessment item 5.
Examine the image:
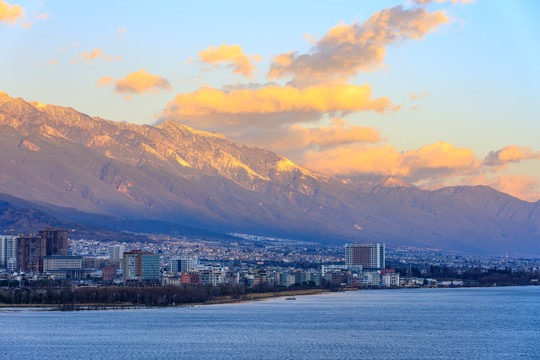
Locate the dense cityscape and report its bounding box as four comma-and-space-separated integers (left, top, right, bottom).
1, 228, 539, 307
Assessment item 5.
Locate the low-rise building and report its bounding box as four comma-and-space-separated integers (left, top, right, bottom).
43, 255, 83, 279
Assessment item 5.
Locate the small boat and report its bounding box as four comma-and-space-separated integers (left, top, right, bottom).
285, 296, 296, 300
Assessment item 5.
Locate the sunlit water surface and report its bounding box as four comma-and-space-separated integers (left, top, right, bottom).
1, 286, 539, 359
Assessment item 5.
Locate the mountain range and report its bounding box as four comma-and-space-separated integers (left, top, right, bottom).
0, 92, 539, 256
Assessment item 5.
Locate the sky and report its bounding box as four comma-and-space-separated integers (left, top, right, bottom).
1, 0, 540, 201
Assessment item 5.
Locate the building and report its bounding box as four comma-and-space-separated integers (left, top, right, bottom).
16, 235, 46, 272
40, 228, 68, 256
181, 272, 200, 285
200, 270, 225, 286
102, 264, 117, 282
0, 235, 17, 270
345, 243, 385, 269
122, 250, 160, 283
321, 264, 349, 277
43, 255, 83, 279
109, 245, 125, 260
170, 256, 198, 273
381, 272, 400, 287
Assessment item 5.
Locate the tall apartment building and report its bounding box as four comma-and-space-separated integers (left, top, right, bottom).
345, 243, 385, 269
16, 235, 47, 272
122, 250, 160, 283
170, 256, 198, 273
40, 228, 68, 256
0, 235, 17, 270
109, 245, 125, 260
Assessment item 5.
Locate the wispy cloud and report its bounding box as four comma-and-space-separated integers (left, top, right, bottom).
198, 44, 260, 79
268, 5, 450, 85
72, 48, 123, 64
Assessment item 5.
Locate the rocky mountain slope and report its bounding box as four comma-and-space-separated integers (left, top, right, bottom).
0, 92, 539, 256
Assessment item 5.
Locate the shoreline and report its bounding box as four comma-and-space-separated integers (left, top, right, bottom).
1, 285, 537, 311
0, 288, 331, 311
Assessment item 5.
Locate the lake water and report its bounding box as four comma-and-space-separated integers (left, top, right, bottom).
1, 287, 539, 359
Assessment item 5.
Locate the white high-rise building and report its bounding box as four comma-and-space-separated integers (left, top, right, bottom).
109, 245, 125, 260
0, 235, 17, 270
170, 256, 198, 273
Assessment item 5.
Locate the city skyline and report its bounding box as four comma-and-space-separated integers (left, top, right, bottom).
1, 0, 540, 201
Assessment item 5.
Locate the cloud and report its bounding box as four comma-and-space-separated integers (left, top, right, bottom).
198, 44, 259, 78
268, 5, 449, 85
81, 48, 104, 61
96, 76, 114, 87
483, 146, 540, 170
0, 0, 23, 25
117, 27, 128, 41
487, 175, 540, 202
303, 141, 478, 182
104, 55, 123, 62
114, 70, 172, 95
234, 121, 382, 156
36, 13, 50, 20
408, 93, 419, 101
73, 48, 122, 64
162, 83, 392, 128
47, 59, 56, 66
460, 174, 540, 203
413, 0, 474, 4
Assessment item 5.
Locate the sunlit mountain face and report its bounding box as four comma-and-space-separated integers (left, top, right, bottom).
1, 92, 539, 256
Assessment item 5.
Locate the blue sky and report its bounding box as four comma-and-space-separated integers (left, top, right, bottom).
1, 0, 539, 200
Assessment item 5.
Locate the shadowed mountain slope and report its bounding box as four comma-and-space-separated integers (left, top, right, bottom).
0, 92, 539, 256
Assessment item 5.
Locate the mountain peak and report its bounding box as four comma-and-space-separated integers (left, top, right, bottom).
157, 120, 228, 140
375, 176, 412, 189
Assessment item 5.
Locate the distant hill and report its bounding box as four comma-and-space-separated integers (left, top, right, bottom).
0, 92, 539, 256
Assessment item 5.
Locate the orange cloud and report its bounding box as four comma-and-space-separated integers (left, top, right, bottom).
114, 70, 172, 95
414, 0, 474, 4
162, 83, 391, 128
74, 48, 122, 64
198, 44, 259, 78
81, 48, 103, 61
268, 5, 449, 85
235, 121, 382, 156
0, 0, 23, 25
37, 13, 50, 20
96, 76, 114, 87
461, 174, 540, 202
304, 141, 478, 182
483, 145, 540, 170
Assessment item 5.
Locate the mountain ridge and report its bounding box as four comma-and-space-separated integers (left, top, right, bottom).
1, 92, 539, 256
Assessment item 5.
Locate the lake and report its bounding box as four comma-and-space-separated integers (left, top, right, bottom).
1, 286, 539, 359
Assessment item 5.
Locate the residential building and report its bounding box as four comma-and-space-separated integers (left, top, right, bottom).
16, 235, 46, 272
170, 256, 198, 273
381, 272, 400, 287
109, 245, 125, 260
0, 235, 17, 270
122, 250, 160, 283
40, 228, 68, 256
102, 264, 117, 282
181, 272, 200, 285
345, 243, 385, 269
